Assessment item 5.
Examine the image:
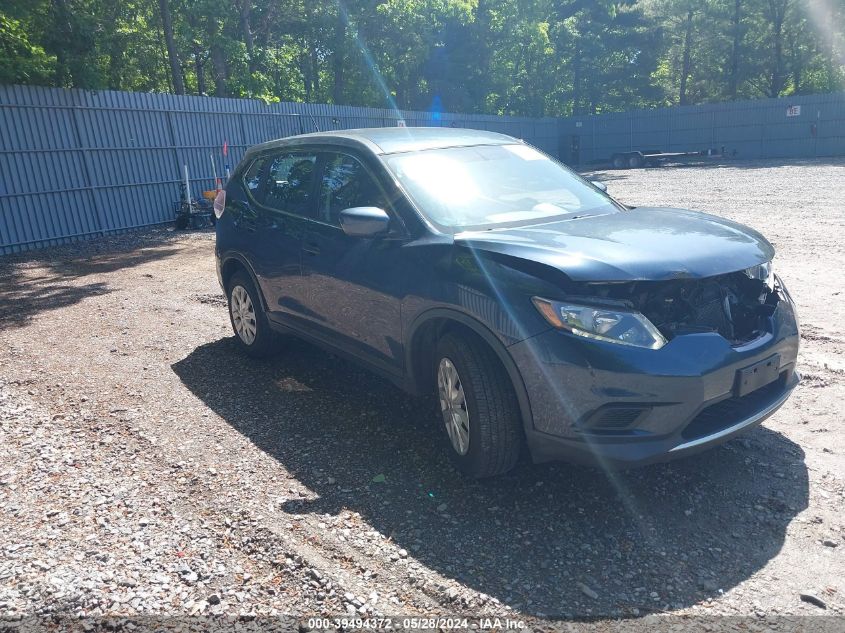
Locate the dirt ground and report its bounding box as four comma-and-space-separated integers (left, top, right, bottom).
1, 157, 844, 628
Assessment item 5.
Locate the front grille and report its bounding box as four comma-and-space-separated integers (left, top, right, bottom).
681, 373, 787, 441
691, 284, 733, 340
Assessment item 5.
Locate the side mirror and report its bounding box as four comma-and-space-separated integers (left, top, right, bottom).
591, 180, 608, 193
339, 207, 390, 237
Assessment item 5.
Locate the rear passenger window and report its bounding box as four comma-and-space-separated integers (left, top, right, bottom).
242, 157, 267, 198
318, 153, 389, 226
263, 152, 318, 217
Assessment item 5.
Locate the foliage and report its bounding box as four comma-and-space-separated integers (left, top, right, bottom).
0, 0, 842, 115
0, 13, 53, 85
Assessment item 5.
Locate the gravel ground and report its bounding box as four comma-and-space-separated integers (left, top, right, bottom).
1, 157, 844, 628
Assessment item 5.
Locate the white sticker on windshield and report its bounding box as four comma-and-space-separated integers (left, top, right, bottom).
504, 144, 545, 161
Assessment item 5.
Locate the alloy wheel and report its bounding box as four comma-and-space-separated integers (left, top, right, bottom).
437, 357, 470, 455
230, 285, 257, 345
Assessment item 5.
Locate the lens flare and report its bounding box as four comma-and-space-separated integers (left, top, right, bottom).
336, 1, 404, 117
805, 0, 845, 70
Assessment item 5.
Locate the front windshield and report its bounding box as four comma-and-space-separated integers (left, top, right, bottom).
383, 143, 619, 230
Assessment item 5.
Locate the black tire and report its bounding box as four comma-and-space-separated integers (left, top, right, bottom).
226, 271, 278, 358
611, 155, 626, 169
434, 333, 523, 478
175, 214, 189, 230
628, 154, 644, 168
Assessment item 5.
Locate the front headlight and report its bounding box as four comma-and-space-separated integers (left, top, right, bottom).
532, 297, 667, 350
744, 260, 774, 290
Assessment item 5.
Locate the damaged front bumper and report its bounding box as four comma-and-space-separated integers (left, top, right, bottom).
511, 280, 800, 468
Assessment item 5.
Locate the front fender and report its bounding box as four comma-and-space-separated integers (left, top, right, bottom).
404, 307, 534, 440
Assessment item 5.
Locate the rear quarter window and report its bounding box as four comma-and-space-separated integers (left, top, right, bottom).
242, 157, 268, 201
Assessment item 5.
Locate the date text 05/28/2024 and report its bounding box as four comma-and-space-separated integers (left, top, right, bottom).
305, 617, 526, 630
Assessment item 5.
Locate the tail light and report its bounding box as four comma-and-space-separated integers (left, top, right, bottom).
213, 189, 226, 219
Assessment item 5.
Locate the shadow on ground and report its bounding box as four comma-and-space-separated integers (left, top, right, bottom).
0, 232, 183, 331
579, 172, 631, 183
173, 337, 809, 617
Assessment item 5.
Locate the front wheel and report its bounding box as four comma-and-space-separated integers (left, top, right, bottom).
227, 271, 278, 358
434, 333, 523, 478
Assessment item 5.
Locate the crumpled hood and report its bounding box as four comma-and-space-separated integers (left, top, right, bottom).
453, 207, 775, 282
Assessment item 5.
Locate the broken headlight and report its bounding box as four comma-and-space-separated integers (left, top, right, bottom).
744, 261, 775, 291
532, 297, 667, 350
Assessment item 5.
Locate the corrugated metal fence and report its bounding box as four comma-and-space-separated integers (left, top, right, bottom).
559, 91, 845, 165
1, 84, 844, 255
0, 84, 558, 255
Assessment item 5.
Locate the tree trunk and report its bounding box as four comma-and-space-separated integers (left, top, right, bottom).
50, 0, 74, 87
210, 42, 228, 97
194, 49, 207, 95
788, 29, 802, 93
473, 0, 493, 110
105, 0, 125, 90
826, 6, 836, 92
332, 11, 345, 103
107, 41, 125, 90
302, 48, 313, 102
238, 0, 256, 74
728, 0, 742, 99
767, 0, 787, 97
572, 42, 583, 115
54, 48, 70, 87
157, 0, 185, 95
770, 20, 783, 96
302, 1, 318, 101
311, 45, 320, 97
394, 67, 406, 109
679, 9, 694, 105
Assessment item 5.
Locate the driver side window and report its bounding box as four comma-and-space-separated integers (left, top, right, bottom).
263, 151, 318, 217
318, 153, 389, 226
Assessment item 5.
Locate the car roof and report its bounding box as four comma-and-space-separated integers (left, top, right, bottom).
244, 127, 520, 158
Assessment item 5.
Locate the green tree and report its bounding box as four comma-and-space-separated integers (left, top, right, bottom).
1, 0, 842, 112
0, 4, 53, 85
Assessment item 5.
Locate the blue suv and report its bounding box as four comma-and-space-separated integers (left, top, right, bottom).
214, 127, 799, 478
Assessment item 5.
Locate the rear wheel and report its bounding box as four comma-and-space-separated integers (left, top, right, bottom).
611, 154, 626, 169
434, 333, 522, 478
628, 154, 644, 168
226, 271, 277, 358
